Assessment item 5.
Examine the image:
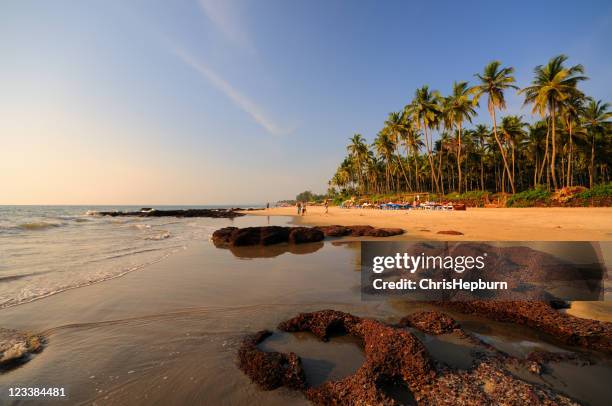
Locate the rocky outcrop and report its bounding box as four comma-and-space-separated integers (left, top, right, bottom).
315, 225, 404, 238
398, 311, 459, 335
238, 310, 580, 405
212, 226, 323, 248
95, 208, 244, 218
212, 225, 402, 248
237, 330, 306, 390
0, 328, 44, 370
436, 230, 464, 235
435, 301, 612, 353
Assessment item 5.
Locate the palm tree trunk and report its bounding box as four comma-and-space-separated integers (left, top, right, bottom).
490, 106, 515, 193
457, 123, 462, 193
566, 121, 573, 187
550, 104, 559, 190
538, 118, 550, 185
423, 123, 439, 193
590, 134, 595, 188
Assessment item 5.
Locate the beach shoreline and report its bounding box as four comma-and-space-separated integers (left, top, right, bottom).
242, 206, 612, 241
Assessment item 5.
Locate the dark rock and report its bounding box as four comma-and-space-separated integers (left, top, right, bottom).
436, 230, 464, 235
211, 227, 238, 247
314, 225, 351, 237
288, 227, 324, 244
239, 310, 579, 405
366, 227, 403, 237
345, 225, 375, 236
213, 225, 402, 248
435, 301, 612, 353
96, 208, 244, 219
398, 311, 459, 335
237, 330, 306, 390
1, 328, 44, 370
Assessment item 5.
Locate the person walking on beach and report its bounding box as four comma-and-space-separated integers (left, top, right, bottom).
297, 202, 302, 215
301, 203, 307, 216
324, 199, 329, 214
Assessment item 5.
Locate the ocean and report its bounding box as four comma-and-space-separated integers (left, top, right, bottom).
0, 205, 259, 308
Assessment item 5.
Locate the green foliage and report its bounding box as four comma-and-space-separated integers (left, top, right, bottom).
506, 187, 552, 207
577, 183, 612, 199
295, 190, 326, 202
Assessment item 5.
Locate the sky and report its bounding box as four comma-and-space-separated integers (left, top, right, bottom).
1, 0, 611, 205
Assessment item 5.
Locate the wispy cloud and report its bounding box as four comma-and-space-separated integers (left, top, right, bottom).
197, 0, 255, 53
173, 47, 288, 136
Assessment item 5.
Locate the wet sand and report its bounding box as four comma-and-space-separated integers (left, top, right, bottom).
247, 206, 612, 241
0, 215, 610, 405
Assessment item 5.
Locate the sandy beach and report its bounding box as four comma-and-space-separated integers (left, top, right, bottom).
245, 206, 612, 241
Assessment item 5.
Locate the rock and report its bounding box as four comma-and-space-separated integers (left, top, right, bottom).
288, 227, 324, 244
0, 328, 44, 370
96, 208, 244, 219
435, 301, 612, 353
366, 227, 403, 237
398, 311, 459, 335
437, 230, 464, 235
314, 225, 351, 237
237, 330, 306, 390
345, 225, 375, 236
213, 225, 403, 248
239, 310, 580, 405
211, 227, 238, 247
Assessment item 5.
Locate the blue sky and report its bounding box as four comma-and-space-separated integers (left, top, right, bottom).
1, 0, 611, 204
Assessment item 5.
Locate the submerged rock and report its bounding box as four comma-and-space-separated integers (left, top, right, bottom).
239, 310, 580, 405
237, 330, 306, 390
435, 301, 612, 353
0, 328, 44, 370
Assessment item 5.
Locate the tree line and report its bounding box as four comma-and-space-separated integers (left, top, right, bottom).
329, 56, 611, 197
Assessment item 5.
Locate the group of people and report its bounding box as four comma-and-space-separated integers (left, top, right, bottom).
296, 202, 307, 216
296, 199, 329, 215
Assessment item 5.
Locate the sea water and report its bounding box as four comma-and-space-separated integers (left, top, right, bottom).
0, 205, 256, 308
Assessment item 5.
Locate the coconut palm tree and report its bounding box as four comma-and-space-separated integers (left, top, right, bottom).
443, 81, 477, 193
581, 99, 611, 187
561, 92, 586, 186
384, 111, 410, 190
471, 124, 489, 190
400, 114, 425, 192
373, 130, 395, 192
470, 61, 518, 193
520, 55, 587, 190
406, 86, 442, 192
500, 115, 528, 187
347, 134, 369, 193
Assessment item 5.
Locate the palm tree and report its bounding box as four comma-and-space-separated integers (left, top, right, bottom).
347, 134, 369, 193
400, 115, 425, 192
470, 61, 518, 193
444, 81, 477, 193
384, 111, 410, 190
520, 55, 587, 190
373, 130, 395, 192
500, 115, 528, 187
561, 92, 586, 186
406, 86, 442, 192
582, 99, 611, 187
471, 124, 490, 190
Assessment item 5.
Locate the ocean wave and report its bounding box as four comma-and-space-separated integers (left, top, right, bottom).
18, 222, 63, 231
145, 231, 171, 240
